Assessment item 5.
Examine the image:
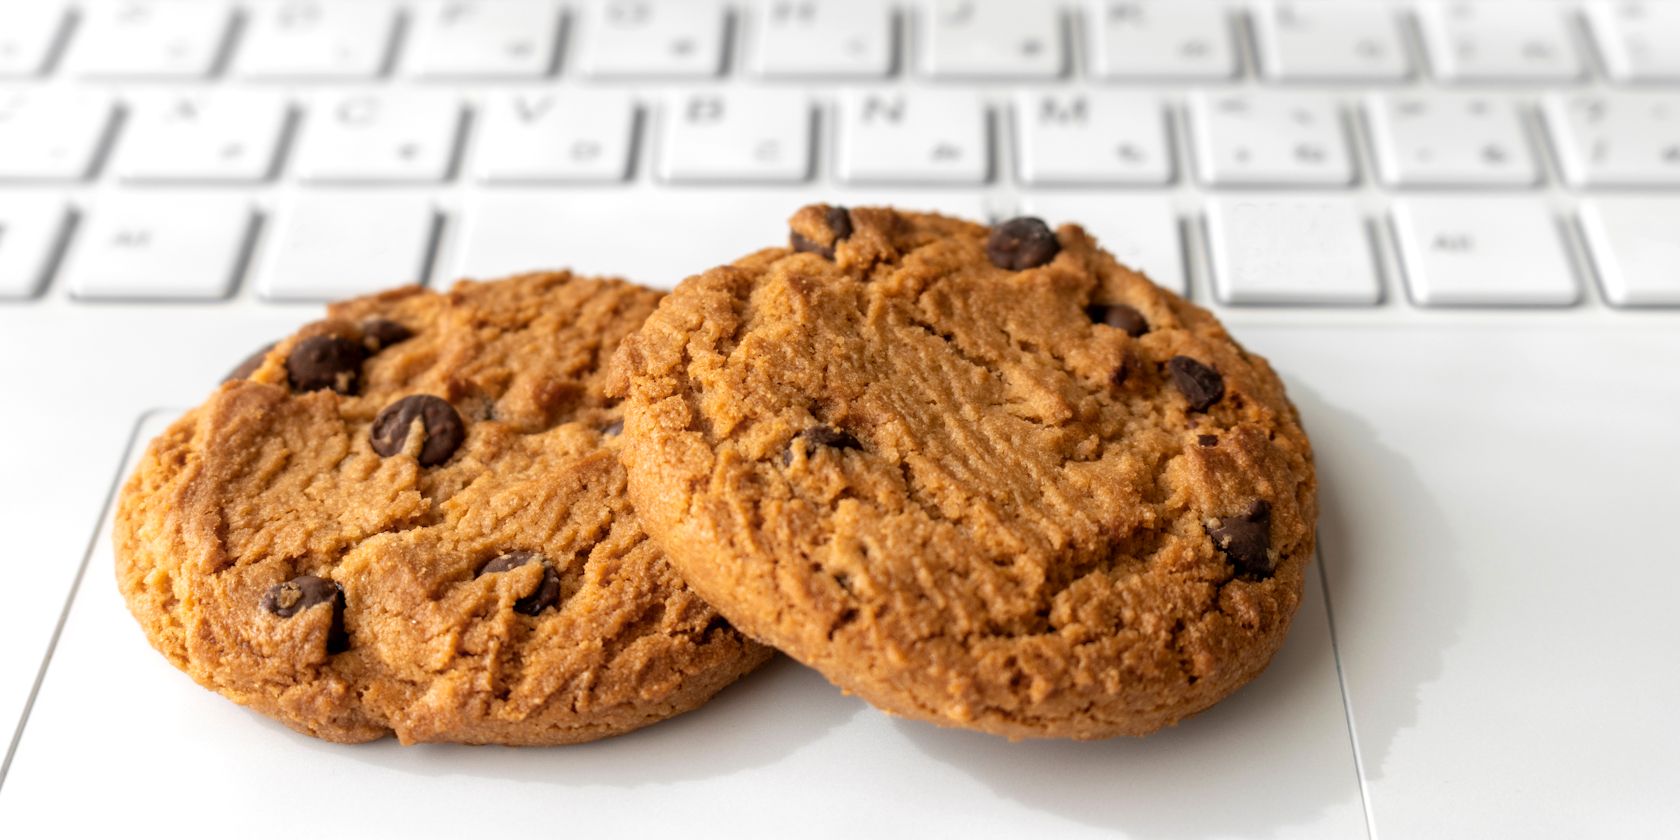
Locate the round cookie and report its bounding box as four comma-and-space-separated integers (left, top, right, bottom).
116, 272, 771, 745
606, 206, 1316, 739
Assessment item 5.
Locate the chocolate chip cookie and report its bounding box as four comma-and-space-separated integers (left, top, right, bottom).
115, 272, 771, 745
607, 206, 1316, 739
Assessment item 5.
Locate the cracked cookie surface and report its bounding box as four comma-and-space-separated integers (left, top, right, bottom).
115, 272, 771, 745
607, 206, 1316, 739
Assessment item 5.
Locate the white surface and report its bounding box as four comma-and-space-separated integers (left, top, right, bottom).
658, 91, 814, 183
1188, 91, 1354, 187
0, 196, 66, 300
1252, 1, 1410, 81
1085, 0, 1236, 80
0, 3, 65, 79
1014, 91, 1172, 186
1207, 196, 1381, 306
1392, 198, 1580, 307
113, 90, 289, 183
1417, 0, 1583, 82
1365, 93, 1539, 187
233, 0, 397, 80
836, 90, 990, 184
63, 194, 252, 301
920, 0, 1065, 80
1579, 198, 1680, 307
65, 0, 232, 80
578, 0, 727, 79
257, 192, 438, 302
1586, 0, 1680, 82
1543, 93, 1680, 188
473, 90, 637, 184
404, 0, 562, 80
750, 0, 894, 79
0, 91, 113, 181
295, 92, 463, 183
1020, 194, 1185, 295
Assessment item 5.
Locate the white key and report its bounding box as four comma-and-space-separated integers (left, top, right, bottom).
1206, 197, 1380, 305
0, 196, 67, 299
1366, 93, 1539, 187
837, 90, 989, 184
0, 91, 114, 181
295, 93, 462, 183
1589, 1, 1680, 82
1014, 91, 1171, 186
1544, 93, 1680, 187
235, 0, 397, 80
1254, 1, 1410, 81
1393, 198, 1579, 307
921, 0, 1065, 79
474, 90, 636, 183
1580, 199, 1680, 307
1189, 91, 1354, 186
1419, 1, 1582, 82
113, 91, 288, 183
0, 3, 67, 78
406, 0, 563, 79
659, 91, 813, 183
1087, 1, 1236, 80
579, 0, 727, 78
65, 1, 232, 79
752, 0, 893, 78
258, 193, 437, 301
1019, 195, 1184, 295
65, 195, 252, 301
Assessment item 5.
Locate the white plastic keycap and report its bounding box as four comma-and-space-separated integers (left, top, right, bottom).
921, 0, 1065, 79
258, 193, 438, 301
1086, 0, 1236, 80
295, 92, 463, 183
1014, 91, 1171, 186
0, 196, 67, 299
406, 0, 563, 79
66, 1, 232, 79
659, 91, 813, 183
113, 91, 288, 183
474, 90, 636, 183
1544, 93, 1680, 187
1366, 93, 1539, 187
0, 4, 67, 78
0, 91, 114, 181
1020, 195, 1184, 295
836, 90, 990, 184
1206, 196, 1381, 305
1190, 91, 1354, 186
579, 0, 727, 78
1579, 199, 1680, 307
1587, 0, 1680, 82
752, 0, 893, 78
65, 195, 252, 300
1419, 0, 1582, 81
1393, 198, 1579, 307
235, 0, 396, 79
1253, 0, 1410, 81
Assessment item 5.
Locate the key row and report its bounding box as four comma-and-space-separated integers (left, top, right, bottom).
4, 88, 1678, 189
2, 192, 1676, 308
3, 1, 1680, 83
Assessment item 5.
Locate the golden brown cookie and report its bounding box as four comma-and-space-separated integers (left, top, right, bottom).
607, 207, 1317, 740
115, 272, 771, 745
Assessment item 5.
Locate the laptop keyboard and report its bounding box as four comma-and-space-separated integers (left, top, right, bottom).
1, 0, 1679, 308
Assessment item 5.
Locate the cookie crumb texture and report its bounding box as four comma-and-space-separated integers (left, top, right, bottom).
608, 207, 1316, 739
115, 272, 771, 745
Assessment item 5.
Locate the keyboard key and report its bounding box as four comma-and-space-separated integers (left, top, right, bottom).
257, 193, 437, 301
65, 195, 252, 301
65, 1, 232, 79
1587, 0, 1680, 82
1086, 1, 1236, 80
0, 3, 67, 78
0, 90, 115, 181
1019, 195, 1184, 295
1418, 0, 1582, 82
1254, 1, 1410, 81
751, 0, 893, 78
295, 93, 462, 183
1366, 93, 1539, 187
1544, 93, 1680, 187
579, 0, 727, 78
659, 91, 813, 183
1206, 197, 1380, 305
406, 0, 563, 79
837, 90, 989, 184
921, 0, 1065, 79
0, 196, 67, 299
1189, 91, 1354, 186
113, 91, 288, 183
234, 0, 397, 80
1014, 91, 1171, 186
1579, 199, 1680, 307
1392, 198, 1579, 307
474, 90, 636, 183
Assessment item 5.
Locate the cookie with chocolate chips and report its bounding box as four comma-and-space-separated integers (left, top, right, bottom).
114, 272, 771, 745
607, 205, 1316, 739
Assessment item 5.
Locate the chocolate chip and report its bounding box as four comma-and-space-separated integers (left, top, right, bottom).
1208, 501, 1274, 579
479, 550, 562, 616
260, 575, 348, 653
791, 206, 854, 259
1198, 434, 1218, 447
371, 395, 465, 467
361, 319, 413, 351
223, 342, 275, 383
602, 419, 624, 437
986, 217, 1060, 270
285, 335, 367, 395
1168, 356, 1224, 412
783, 425, 861, 465
1087, 303, 1149, 338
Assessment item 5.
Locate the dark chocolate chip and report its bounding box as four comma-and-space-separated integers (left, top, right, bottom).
1197, 434, 1219, 447
285, 335, 367, 395
1168, 356, 1224, 412
790, 206, 854, 259
479, 550, 562, 616
986, 217, 1060, 270
1208, 500, 1274, 579
361, 319, 413, 351
260, 575, 348, 653
1086, 303, 1149, 338
602, 419, 624, 437
371, 395, 465, 467
782, 425, 862, 466
223, 342, 275, 383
